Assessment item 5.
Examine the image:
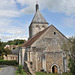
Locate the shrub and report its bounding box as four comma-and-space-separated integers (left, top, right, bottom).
0, 60, 18, 66
18, 65, 23, 74
0, 57, 4, 60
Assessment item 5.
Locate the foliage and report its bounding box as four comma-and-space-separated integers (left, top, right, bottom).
18, 65, 23, 74
0, 57, 4, 60
36, 72, 71, 75
15, 71, 19, 75
0, 42, 4, 56
4, 48, 12, 55
2, 39, 26, 47
16, 65, 27, 75
68, 37, 75, 75
0, 41, 12, 57
15, 70, 27, 75
0, 60, 18, 66
36, 72, 58, 75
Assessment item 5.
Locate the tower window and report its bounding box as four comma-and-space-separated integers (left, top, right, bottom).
42, 26, 45, 28
54, 32, 56, 35
36, 25, 39, 27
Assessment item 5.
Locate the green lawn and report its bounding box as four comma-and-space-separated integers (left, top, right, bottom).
15, 71, 27, 75
36, 72, 59, 75
36, 72, 71, 75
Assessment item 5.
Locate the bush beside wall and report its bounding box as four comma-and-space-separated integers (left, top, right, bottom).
0, 60, 18, 66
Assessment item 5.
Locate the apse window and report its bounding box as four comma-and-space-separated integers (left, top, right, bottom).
54, 32, 56, 35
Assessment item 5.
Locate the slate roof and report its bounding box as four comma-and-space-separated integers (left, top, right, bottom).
31, 10, 48, 24
12, 47, 20, 55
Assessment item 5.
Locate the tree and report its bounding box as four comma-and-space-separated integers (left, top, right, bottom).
0, 41, 4, 57
2, 39, 26, 46
0, 41, 12, 58
4, 48, 12, 55
68, 37, 75, 75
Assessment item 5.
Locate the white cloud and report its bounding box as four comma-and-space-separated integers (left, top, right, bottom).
20, 6, 34, 14
0, 10, 20, 17
0, 34, 28, 42
0, 0, 75, 42
66, 35, 75, 38
17, 0, 75, 15
0, 17, 29, 42
0, 0, 28, 42
0, 0, 21, 17
63, 16, 75, 28
0, 0, 17, 10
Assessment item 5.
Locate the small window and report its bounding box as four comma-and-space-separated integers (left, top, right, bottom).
42, 26, 45, 28
36, 25, 38, 27
54, 32, 56, 35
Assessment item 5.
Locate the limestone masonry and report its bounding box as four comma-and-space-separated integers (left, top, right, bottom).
19, 3, 71, 74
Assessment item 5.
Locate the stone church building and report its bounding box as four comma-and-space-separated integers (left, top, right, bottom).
19, 4, 70, 74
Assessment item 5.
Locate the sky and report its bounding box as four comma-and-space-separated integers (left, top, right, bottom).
0, 0, 75, 42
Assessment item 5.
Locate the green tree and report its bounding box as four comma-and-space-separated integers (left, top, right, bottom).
69, 37, 75, 75
0, 41, 12, 58
4, 48, 12, 55
0, 41, 4, 57
2, 39, 26, 46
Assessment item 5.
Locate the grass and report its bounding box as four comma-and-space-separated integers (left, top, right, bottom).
36, 72, 71, 75
15, 70, 27, 75
36, 72, 59, 75
62, 73, 72, 75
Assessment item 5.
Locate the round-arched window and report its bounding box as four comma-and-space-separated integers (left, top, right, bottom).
42, 26, 45, 30
36, 25, 40, 33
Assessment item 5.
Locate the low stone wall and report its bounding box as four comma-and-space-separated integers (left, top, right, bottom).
3, 55, 18, 62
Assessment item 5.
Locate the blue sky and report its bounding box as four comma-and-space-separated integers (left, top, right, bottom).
0, 0, 75, 42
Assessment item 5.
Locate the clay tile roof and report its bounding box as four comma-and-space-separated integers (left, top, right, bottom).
22, 26, 50, 47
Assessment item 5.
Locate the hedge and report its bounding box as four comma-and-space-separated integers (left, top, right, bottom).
0, 60, 18, 66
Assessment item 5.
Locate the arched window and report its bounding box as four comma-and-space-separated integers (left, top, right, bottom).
36, 25, 40, 33
42, 26, 45, 30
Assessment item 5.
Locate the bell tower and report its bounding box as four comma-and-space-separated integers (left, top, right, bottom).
29, 3, 49, 39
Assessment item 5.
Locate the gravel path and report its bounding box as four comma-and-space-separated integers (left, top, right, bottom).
0, 65, 16, 75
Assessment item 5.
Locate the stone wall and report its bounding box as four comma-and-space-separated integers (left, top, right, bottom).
29, 23, 48, 38
45, 52, 63, 73
27, 25, 70, 73
4, 55, 18, 61
32, 25, 69, 48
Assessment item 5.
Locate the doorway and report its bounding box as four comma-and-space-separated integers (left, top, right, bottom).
52, 65, 58, 73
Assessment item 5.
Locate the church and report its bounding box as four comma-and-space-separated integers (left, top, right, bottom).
19, 4, 70, 74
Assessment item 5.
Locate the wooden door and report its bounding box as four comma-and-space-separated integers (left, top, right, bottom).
54, 65, 57, 73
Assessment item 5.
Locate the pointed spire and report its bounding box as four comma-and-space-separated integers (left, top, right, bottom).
31, 2, 49, 24
36, 1, 39, 12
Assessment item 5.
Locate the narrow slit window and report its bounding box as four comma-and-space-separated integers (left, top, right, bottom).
54, 32, 56, 35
